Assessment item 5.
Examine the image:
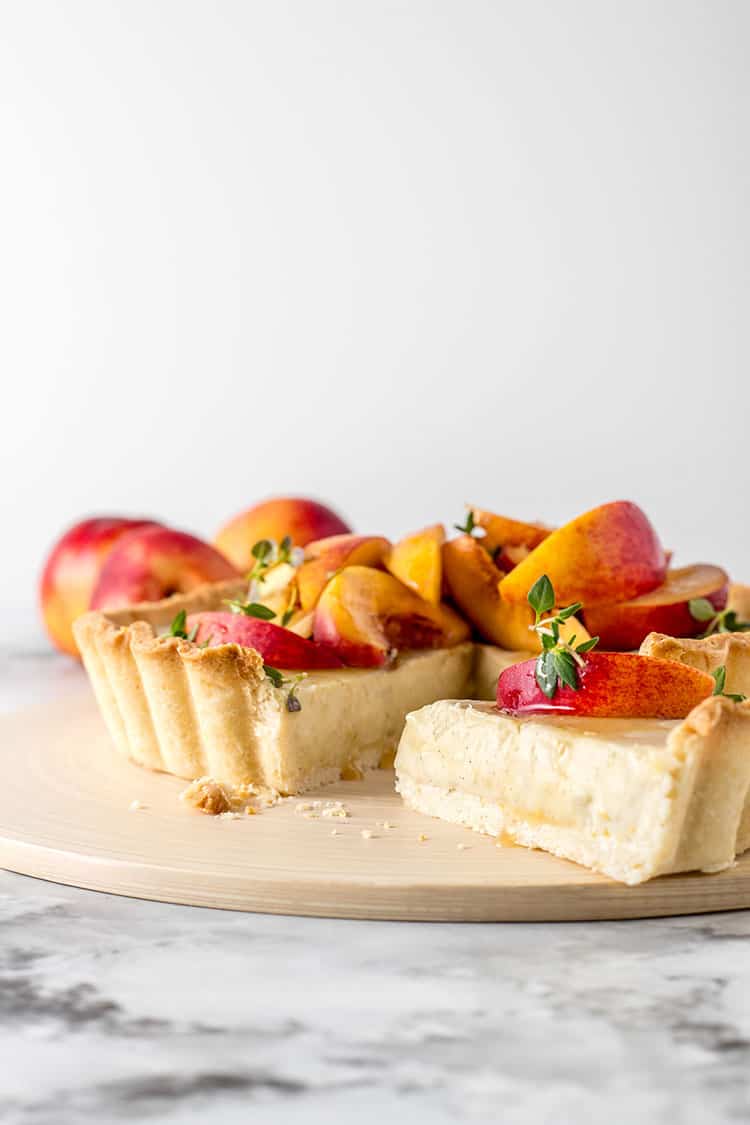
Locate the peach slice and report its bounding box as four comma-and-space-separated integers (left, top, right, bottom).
469, 506, 551, 554
186, 612, 344, 669
40, 516, 162, 656
386, 524, 445, 605
90, 526, 239, 611
498, 652, 714, 718
499, 501, 667, 607
584, 564, 729, 650
214, 497, 350, 572
297, 534, 391, 611
313, 565, 471, 667
442, 536, 589, 652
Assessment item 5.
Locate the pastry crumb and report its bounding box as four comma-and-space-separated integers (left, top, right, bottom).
321, 801, 350, 819
180, 776, 280, 817
418, 833, 429, 842
330, 828, 340, 837
361, 829, 376, 840
129, 799, 146, 812
456, 842, 470, 851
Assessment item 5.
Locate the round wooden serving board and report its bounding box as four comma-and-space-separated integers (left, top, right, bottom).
2, 691, 750, 921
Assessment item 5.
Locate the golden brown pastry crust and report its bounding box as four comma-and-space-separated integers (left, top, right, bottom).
640, 631, 750, 698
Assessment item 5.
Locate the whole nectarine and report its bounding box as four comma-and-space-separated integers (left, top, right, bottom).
215, 497, 350, 572
40, 516, 160, 656
90, 526, 238, 611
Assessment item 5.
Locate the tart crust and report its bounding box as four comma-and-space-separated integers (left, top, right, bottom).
640, 630, 750, 697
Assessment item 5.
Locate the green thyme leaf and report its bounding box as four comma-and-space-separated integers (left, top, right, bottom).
711, 665, 747, 702
576, 636, 599, 653
535, 651, 558, 698
718, 610, 750, 634
528, 574, 555, 621
689, 598, 716, 623
263, 664, 284, 689
169, 610, 188, 639
225, 599, 276, 620
454, 510, 476, 536
711, 666, 727, 694
554, 649, 579, 691
557, 601, 583, 622
278, 535, 293, 563
186, 624, 199, 643
252, 539, 274, 562
281, 607, 295, 627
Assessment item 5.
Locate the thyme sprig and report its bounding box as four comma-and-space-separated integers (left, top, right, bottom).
248, 536, 303, 584
711, 665, 747, 703
689, 599, 750, 638
263, 665, 307, 712
454, 509, 480, 536
527, 575, 599, 699
168, 609, 199, 643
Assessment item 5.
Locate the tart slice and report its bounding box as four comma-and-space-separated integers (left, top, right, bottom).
395, 576, 750, 885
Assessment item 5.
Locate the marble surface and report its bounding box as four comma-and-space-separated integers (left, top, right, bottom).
2, 621, 750, 1124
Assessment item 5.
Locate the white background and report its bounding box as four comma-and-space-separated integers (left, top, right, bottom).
2, 1, 748, 626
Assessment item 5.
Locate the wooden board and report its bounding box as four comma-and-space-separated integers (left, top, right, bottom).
2, 691, 750, 922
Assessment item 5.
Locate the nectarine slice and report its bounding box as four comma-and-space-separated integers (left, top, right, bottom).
186, 612, 344, 669
442, 536, 589, 652
583, 564, 729, 650
498, 652, 714, 718
469, 506, 551, 554
297, 535, 391, 611
313, 565, 470, 668
386, 524, 445, 605
499, 501, 667, 607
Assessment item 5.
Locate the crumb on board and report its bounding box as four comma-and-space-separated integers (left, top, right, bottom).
418, 833, 429, 843
361, 829, 375, 840
456, 842, 470, 851
180, 776, 280, 817
129, 799, 146, 812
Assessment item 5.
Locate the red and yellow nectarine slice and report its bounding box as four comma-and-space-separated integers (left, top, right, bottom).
297, 535, 391, 611
40, 516, 162, 656
499, 501, 667, 607
90, 527, 239, 611
469, 506, 551, 554
313, 566, 471, 667
386, 524, 444, 605
214, 497, 350, 572
497, 652, 714, 718
442, 536, 589, 652
186, 612, 344, 669
583, 564, 729, 650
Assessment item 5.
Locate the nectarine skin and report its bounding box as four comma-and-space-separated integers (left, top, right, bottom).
214, 497, 350, 572
583, 564, 729, 650
186, 612, 344, 669
40, 516, 160, 657
499, 501, 667, 607
90, 526, 238, 611
497, 652, 713, 718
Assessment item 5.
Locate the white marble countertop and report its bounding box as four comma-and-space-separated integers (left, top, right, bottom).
2, 617, 750, 1124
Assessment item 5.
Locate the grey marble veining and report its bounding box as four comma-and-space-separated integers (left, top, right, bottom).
1, 619, 750, 1124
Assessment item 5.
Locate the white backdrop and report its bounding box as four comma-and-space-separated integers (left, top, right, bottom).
2, 1, 748, 624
